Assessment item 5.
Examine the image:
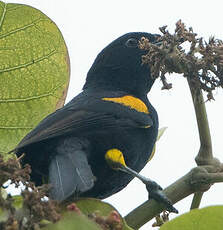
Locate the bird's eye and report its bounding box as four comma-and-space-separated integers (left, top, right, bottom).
125, 38, 138, 48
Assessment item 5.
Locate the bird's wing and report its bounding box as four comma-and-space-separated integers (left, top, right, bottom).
15, 93, 153, 152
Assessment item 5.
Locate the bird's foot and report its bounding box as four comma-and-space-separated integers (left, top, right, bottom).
104, 150, 178, 213
144, 179, 178, 213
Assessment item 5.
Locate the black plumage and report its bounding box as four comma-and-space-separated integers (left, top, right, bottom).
15, 32, 159, 202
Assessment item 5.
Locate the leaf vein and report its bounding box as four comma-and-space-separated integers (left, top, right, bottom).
0, 126, 32, 129
0, 2, 7, 31
0, 18, 48, 39
0, 49, 57, 73
0, 83, 64, 103
6, 6, 23, 12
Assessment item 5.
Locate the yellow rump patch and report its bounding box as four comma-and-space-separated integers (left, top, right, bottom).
102, 95, 149, 114
105, 149, 126, 169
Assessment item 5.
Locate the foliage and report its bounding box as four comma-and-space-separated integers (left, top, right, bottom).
0, 0, 70, 155
0, 153, 133, 229
0, 1, 223, 229
160, 206, 223, 230
140, 20, 223, 100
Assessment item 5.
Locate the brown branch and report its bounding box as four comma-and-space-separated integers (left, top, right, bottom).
139, 20, 223, 212
140, 20, 223, 99
187, 78, 213, 164
190, 193, 202, 210
124, 165, 222, 229
187, 77, 213, 210
187, 77, 222, 209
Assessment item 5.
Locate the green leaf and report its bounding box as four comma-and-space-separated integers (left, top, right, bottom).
0, 209, 7, 222
57, 198, 133, 230
0, 1, 70, 155
0, 193, 23, 222
0, 188, 7, 199
11, 195, 23, 209
148, 127, 167, 162
76, 198, 117, 215
75, 198, 134, 230
42, 212, 102, 230
160, 206, 223, 230
156, 127, 167, 141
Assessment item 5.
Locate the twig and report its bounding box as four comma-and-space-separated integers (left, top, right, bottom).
187, 78, 213, 164
130, 20, 223, 226
139, 20, 223, 212
190, 193, 202, 210
124, 166, 222, 229
187, 77, 213, 209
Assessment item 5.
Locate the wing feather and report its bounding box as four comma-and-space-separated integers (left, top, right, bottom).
15, 93, 153, 152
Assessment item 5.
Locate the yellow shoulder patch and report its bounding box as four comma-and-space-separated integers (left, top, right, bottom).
105, 148, 126, 169
102, 95, 149, 114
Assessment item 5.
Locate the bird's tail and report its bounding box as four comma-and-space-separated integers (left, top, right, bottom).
49, 149, 95, 201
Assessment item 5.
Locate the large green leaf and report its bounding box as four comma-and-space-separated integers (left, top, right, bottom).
75, 198, 133, 230
43, 198, 132, 230
0, 1, 70, 155
52, 198, 134, 230
42, 212, 102, 230
160, 206, 223, 230
0, 194, 101, 230
0, 195, 133, 229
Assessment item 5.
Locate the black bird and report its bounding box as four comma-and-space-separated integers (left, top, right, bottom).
14, 32, 177, 212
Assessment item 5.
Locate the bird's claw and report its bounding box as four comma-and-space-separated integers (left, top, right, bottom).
145, 180, 178, 214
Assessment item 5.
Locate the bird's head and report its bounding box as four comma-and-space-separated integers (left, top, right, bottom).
83, 32, 160, 97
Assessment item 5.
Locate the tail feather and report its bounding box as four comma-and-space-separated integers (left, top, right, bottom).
49, 150, 94, 201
